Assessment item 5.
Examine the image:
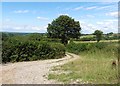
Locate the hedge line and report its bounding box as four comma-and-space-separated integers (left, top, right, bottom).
2, 39, 65, 63
66, 41, 107, 54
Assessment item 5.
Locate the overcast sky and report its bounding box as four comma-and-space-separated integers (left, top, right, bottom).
1, 2, 118, 34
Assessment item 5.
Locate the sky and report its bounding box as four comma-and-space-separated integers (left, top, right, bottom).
1, 2, 119, 34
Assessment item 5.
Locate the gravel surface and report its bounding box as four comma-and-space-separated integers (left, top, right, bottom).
0, 53, 80, 84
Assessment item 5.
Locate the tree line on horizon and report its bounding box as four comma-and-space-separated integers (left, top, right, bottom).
1, 15, 119, 44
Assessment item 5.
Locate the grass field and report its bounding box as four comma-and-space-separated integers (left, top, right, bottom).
74, 39, 119, 43
48, 42, 119, 84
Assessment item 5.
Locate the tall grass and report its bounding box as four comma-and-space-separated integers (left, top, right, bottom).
48, 42, 119, 84
80, 42, 118, 60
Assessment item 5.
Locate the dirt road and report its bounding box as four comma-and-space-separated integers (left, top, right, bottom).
0, 53, 80, 84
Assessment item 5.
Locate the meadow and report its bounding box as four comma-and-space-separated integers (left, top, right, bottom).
48, 41, 119, 84
2, 32, 119, 84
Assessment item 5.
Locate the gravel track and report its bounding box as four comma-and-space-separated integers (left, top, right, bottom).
0, 53, 80, 84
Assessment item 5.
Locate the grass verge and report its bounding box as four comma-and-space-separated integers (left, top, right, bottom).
48, 42, 118, 84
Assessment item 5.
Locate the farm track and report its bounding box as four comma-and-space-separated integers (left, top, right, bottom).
0, 53, 80, 84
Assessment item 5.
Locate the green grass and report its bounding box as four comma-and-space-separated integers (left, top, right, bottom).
48, 42, 118, 84
74, 39, 119, 43
81, 35, 95, 37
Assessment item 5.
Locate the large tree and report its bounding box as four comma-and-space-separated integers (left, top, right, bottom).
93, 30, 103, 42
47, 15, 81, 45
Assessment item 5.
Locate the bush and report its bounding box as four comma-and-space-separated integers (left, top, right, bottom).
2, 37, 65, 63
49, 43, 65, 59
94, 42, 106, 49
66, 42, 87, 54
66, 42, 107, 54
103, 34, 120, 40
43, 38, 61, 43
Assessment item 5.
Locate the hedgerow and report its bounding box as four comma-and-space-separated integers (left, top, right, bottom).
66, 42, 107, 54
2, 37, 65, 63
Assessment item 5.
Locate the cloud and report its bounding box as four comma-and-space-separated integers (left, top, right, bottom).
73, 4, 116, 11
74, 6, 83, 10
106, 11, 119, 18
79, 19, 118, 34
73, 6, 97, 11
96, 19, 118, 33
13, 26, 22, 30
80, 21, 98, 34
96, 22, 104, 25
79, 15, 95, 19
96, 5, 112, 10
37, 16, 49, 21
86, 6, 97, 10
14, 10, 29, 13
31, 25, 47, 31
104, 19, 118, 22
2, 24, 47, 33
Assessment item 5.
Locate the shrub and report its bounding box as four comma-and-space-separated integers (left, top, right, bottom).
66, 42, 88, 54
94, 42, 106, 49
2, 37, 65, 63
66, 42, 107, 54
50, 43, 65, 59
43, 38, 61, 43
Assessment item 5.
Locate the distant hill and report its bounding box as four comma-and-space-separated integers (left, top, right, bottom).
0, 32, 46, 36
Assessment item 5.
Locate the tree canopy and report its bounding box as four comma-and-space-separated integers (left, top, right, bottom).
93, 30, 103, 42
47, 15, 81, 45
